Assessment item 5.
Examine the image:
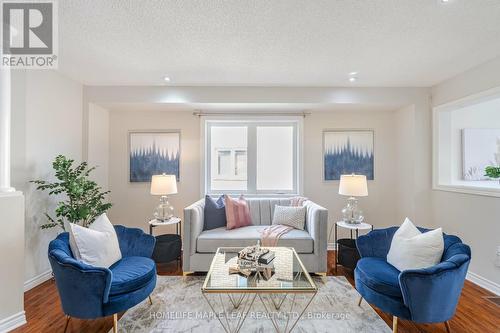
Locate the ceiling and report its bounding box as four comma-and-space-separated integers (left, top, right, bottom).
59, 0, 500, 87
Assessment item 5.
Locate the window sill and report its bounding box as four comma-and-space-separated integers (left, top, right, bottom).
433, 182, 500, 198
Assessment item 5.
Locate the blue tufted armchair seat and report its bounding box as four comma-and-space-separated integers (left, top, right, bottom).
48, 225, 157, 321
355, 226, 471, 331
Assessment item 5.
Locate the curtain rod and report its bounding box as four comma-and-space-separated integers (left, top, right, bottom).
192, 111, 311, 117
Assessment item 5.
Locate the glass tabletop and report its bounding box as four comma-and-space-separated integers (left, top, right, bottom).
202, 247, 317, 293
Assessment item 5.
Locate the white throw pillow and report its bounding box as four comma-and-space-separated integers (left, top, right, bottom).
272, 205, 306, 230
68, 213, 122, 268
387, 218, 444, 271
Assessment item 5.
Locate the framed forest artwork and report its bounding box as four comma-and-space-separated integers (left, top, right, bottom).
323, 130, 374, 181
129, 131, 180, 182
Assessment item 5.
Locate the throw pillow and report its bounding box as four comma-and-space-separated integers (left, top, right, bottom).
224, 195, 252, 230
387, 218, 444, 271
272, 205, 306, 230
68, 213, 122, 268
203, 195, 227, 230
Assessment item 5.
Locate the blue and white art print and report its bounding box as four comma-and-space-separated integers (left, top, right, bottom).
323, 130, 374, 181
129, 131, 180, 182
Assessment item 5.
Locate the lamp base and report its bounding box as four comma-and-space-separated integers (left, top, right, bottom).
341, 197, 364, 224
154, 195, 174, 221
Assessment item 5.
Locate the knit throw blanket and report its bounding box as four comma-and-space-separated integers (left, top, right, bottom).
260, 197, 308, 247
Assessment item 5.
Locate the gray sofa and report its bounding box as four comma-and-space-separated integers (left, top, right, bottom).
183, 198, 328, 273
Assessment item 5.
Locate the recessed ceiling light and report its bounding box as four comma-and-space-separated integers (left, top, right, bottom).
349, 71, 358, 76
349, 77, 357, 83
441, 0, 450, 3
163, 76, 171, 82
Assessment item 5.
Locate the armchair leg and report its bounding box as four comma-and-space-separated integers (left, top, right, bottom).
392, 316, 398, 333
357, 296, 363, 306
149, 295, 153, 305
63, 315, 71, 333
444, 321, 451, 333
113, 313, 118, 333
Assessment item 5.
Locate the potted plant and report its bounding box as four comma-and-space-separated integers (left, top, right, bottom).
31, 155, 112, 230
485, 166, 500, 184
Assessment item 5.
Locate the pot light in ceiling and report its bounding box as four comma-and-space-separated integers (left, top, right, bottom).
349, 71, 358, 83
163, 76, 171, 82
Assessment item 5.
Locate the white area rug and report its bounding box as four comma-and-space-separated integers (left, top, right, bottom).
114, 276, 391, 333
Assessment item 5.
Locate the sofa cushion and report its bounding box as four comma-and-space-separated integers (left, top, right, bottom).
203, 195, 227, 231
355, 257, 402, 298
387, 218, 444, 271
109, 256, 156, 295
196, 226, 314, 253
225, 195, 252, 230
272, 205, 306, 230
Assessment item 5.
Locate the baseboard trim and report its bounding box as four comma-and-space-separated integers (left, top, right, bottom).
327, 242, 337, 251
24, 270, 52, 292
0, 311, 26, 333
466, 271, 500, 296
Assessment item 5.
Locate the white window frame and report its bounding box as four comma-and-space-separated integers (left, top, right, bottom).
201, 117, 303, 197
433, 86, 500, 198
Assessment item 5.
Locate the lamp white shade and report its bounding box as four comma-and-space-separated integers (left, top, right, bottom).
150, 174, 178, 195
339, 174, 368, 197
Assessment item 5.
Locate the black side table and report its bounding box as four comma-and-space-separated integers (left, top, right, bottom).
333, 221, 373, 272
149, 218, 182, 268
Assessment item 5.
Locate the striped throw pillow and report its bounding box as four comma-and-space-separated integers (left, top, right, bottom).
224, 195, 252, 230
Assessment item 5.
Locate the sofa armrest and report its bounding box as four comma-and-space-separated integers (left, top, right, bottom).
398, 255, 470, 323
183, 199, 205, 265
48, 251, 112, 318
304, 201, 328, 260
114, 225, 156, 258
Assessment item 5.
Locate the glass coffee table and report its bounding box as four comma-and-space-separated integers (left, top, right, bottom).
202, 247, 317, 333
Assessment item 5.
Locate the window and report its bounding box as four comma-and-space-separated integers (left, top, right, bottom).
205, 120, 300, 195
433, 88, 500, 197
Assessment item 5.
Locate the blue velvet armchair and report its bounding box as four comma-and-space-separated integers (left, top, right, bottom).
48, 225, 157, 333
355, 227, 471, 333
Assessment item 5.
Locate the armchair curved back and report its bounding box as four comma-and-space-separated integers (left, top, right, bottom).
356, 226, 469, 263
48, 232, 112, 319
47, 225, 156, 319
356, 226, 471, 323
114, 225, 155, 258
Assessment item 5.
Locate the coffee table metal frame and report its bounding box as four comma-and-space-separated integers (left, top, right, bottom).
201, 247, 317, 333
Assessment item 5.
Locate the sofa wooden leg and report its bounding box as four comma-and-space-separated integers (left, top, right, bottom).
444, 321, 451, 333
357, 296, 363, 306
392, 316, 398, 333
63, 315, 71, 333
113, 313, 118, 333
148, 295, 153, 305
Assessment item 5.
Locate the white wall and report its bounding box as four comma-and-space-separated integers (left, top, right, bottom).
394, 105, 416, 223
303, 109, 406, 242
88, 103, 110, 188
11, 70, 83, 285
107, 109, 200, 235
0, 192, 25, 331
106, 107, 418, 244
432, 56, 500, 290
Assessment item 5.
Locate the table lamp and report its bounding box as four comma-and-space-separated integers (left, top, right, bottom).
150, 174, 178, 221
339, 174, 368, 224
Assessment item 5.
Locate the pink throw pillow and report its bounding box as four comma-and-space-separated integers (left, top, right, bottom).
224, 195, 252, 230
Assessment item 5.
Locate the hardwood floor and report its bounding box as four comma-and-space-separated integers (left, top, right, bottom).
13, 251, 500, 333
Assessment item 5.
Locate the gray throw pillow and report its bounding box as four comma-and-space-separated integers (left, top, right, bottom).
272, 205, 306, 230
